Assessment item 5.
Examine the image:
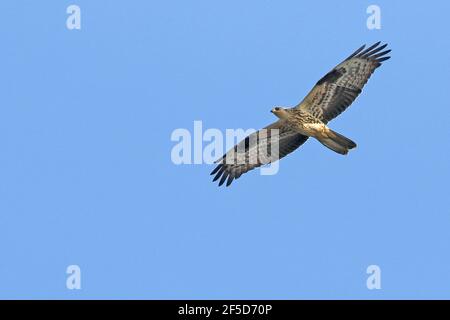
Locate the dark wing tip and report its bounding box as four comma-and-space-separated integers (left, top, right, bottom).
345, 44, 366, 61
345, 42, 392, 63
211, 163, 235, 187
210, 163, 222, 175
218, 173, 227, 187
355, 42, 379, 58
377, 56, 391, 62
372, 49, 391, 59
212, 166, 225, 182
352, 42, 391, 65
225, 175, 234, 187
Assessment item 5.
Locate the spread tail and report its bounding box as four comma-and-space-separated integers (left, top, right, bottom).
318, 130, 357, 155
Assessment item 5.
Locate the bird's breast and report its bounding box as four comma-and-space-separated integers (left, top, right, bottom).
287, 113, 327, 137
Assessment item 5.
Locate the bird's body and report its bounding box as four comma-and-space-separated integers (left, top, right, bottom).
211, 42, 391, 186
272, 108, 327, 136
271, 107, 356, 155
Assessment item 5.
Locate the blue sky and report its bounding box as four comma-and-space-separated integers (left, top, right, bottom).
1, 1, 449, 299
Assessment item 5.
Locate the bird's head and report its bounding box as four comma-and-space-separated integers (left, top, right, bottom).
271, 106, 290, 119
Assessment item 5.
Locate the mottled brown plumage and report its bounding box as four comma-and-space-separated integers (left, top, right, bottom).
211, 42, 390, 186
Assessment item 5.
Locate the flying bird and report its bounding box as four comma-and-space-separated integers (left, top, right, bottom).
211, 42, 391, 187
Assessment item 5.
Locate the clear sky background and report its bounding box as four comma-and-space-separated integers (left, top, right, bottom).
1, 1, 449, 299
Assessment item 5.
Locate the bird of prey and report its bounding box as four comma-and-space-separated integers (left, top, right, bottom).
211, 42, 391, 187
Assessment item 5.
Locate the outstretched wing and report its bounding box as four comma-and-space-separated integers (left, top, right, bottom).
296, 42, 391, 123
211, 120, 308, 187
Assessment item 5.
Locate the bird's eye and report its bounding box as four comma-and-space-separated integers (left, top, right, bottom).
275, 107, 280, 111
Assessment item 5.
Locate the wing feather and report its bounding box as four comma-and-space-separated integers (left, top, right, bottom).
296, 42, 391, 123
210, 120, 308, 187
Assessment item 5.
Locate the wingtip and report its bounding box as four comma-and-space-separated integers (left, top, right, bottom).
218, 174, 228, 186
358, 42, 391, 62
377, 56, 391, 62
210, 162, 224, 175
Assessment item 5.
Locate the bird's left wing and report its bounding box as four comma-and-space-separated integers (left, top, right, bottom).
295, 42, 391, 123
211, 120, 308, 187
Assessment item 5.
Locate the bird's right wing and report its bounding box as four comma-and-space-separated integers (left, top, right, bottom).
211, 120, 308, 187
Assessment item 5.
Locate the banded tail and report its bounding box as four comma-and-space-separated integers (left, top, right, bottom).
318, 129, 357, 155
